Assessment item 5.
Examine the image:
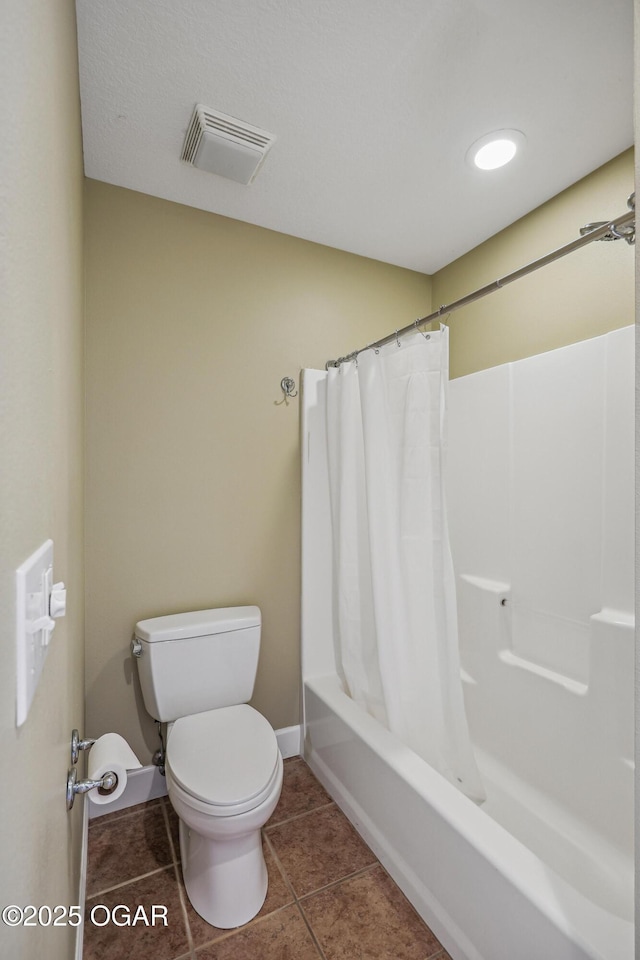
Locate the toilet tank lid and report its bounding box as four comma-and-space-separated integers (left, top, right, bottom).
135, 606, 260, 643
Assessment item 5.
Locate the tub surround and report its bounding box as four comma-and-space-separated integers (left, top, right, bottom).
447, 326, 634, 865
301, 327, 635, 960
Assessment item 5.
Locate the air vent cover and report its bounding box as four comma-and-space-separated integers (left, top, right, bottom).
181, 104, 276, 185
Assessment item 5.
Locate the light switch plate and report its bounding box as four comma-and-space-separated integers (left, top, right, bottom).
16, 539, 55, 727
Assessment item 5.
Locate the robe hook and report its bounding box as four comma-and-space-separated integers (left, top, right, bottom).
275, 376, 298, 406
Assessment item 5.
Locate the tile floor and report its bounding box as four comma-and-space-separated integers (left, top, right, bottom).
84, 757, 452, 960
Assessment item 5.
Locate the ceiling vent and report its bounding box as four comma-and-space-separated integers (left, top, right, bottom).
181, 104, 276, 185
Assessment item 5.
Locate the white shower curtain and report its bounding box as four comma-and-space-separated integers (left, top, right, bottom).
326, 327, 485, 802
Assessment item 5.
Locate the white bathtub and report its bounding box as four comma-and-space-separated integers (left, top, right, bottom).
303, 672, 633, 960
301, 332, 635, 960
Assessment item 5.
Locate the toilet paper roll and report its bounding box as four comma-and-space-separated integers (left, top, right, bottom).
87, 733, 142, 806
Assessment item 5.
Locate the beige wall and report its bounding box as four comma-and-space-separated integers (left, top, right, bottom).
84, 152, 634, 767
633, 4, 639, 953
0, 2, 634, 951
0, 2, 85, 958
84, 181, 432, 761
433, 150, 635, 379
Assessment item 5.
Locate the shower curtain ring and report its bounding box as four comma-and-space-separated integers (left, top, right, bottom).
414, 318, 430, 340
396, 330, 401, 347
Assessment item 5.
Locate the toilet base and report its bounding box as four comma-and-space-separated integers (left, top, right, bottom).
180, 820, 268, 928
166, 747, 283, 929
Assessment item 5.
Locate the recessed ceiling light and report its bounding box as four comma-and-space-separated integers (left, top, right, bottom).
466, 130, 525, 171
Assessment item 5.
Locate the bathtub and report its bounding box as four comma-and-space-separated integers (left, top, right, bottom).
303, 672, 633, 960
301, 333, 635, 960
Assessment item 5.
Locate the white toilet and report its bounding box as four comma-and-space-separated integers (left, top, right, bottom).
133, 606, 283, 929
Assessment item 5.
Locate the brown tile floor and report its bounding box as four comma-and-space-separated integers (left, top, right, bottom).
84, 757, 452, 960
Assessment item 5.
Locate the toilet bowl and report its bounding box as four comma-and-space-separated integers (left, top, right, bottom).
165, 703, 283, 928
133, 606, 284, 929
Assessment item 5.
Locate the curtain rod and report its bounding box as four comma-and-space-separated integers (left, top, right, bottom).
326, 194, 636, 369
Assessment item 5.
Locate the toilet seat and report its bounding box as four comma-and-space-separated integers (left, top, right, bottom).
166, 703, 280, 817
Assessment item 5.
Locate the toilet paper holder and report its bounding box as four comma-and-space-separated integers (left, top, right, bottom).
66, 766, 118, 811
70, 728, 96, 765
67, 728, 117, 811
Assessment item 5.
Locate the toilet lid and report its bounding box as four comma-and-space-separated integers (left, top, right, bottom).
167, 704, 280, 808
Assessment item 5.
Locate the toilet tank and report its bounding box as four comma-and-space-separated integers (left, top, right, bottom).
134, 606, 261, 722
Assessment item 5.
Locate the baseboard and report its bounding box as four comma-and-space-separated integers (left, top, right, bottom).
276, 723, 302, 759
87, 724, 302, 820
88, 764, 168, 819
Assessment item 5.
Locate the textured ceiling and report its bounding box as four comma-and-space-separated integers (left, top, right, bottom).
75, 0, 633, 274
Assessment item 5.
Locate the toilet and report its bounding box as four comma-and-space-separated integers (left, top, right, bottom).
133, 606, 283, 929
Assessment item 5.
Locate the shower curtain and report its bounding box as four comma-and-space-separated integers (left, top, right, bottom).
326, 327, 484, 802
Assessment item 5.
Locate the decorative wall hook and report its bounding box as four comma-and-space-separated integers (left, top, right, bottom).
275, 376, 298, 405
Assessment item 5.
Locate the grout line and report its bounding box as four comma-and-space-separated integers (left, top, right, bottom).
190, 901, 301, 953
265, 800, 336, 831
262, 824, 374, 960
263, 824, 378, 904
263, 794, 381, 904
88, 799, 162, 829
87, 864, 173, 900
160, 797, 180, 866
367, 854, 444, 938
171, 861, 197, 960
296, 861, 378, 903
294, 901, 329, 960
162, 799, 197, 959
261, 829, 298, 904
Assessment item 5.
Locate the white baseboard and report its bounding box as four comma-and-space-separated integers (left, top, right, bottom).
276, 723, 302, 759
88, 764, 168, 819
87, 724, 302, 820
